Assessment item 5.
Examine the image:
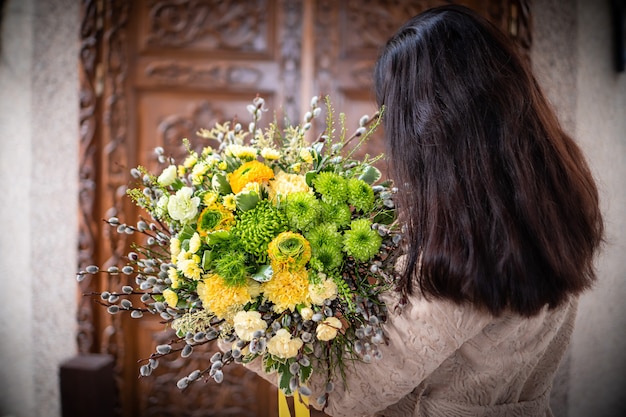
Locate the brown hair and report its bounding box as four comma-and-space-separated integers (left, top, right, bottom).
374, 5, 604, 316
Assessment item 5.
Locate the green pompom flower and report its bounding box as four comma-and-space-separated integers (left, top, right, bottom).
233, 200, 287, 262
312, 172, 348, 205
284, 192, 321, 232
213, 251, 254, 286
305, 223, 343, 252
320, 201, 352, 228
311, 244, 344, 272
347, 178, 375, 213
343, 218, 382, 262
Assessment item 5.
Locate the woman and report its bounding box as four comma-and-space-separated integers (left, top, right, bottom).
249, 5, 604, 416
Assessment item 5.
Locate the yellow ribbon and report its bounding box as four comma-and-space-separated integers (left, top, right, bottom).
278, 390, 310, 417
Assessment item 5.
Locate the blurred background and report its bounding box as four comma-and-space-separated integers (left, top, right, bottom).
0, 0, 624, 416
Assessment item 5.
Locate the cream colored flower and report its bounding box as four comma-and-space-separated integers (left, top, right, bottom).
191, 162, 210, 185
268, 171, 310, 201
233, 311, 268, 342
300, 307, 314, 321
157, 165, 177, 186
163, 288, 178, 307
189, 232, 201, 253
167, 187, 200, 223
316, 316, 342, 341
267, 329, 303, 359
170, 237, 181, 262
178, 254, 202, 280
168, 267, 181, 289
308, 279, 338, 305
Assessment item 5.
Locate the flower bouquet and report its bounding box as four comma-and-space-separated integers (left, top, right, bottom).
78, 96, 402, 409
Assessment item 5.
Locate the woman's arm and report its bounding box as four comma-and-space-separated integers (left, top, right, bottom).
241, 293, 493, 417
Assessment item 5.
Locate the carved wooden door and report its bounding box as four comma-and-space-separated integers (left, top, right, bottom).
78, 1, 530, 416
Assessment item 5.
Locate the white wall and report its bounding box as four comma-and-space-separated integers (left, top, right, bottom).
0, 0, 79, 416
571, 1, 626, 416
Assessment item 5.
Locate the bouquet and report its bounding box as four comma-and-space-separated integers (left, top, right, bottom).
78, 96, 402, 409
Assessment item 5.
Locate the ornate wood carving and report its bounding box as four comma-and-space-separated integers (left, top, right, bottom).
277, 0, 303, 123
145, 61, 263, 87
78, 0, 100, 355
144, 0, 272, 53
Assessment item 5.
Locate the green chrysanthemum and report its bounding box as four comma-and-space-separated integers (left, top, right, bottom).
305, 223, 343, 251
233, 200, 287, 262
284, 192, 321, 231
213, 250, 254, 286
343, 218, 382, 262
347, 178, 375, 213
320, 201, 352, 228
312, 172, 348, 205
311, 244, 344, 272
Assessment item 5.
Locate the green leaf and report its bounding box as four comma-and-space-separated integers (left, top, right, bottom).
236, 191, 260, 211
211, 173, 232, 194
299, 363, 312, 384
205, 230, 231, 245
252, 264, 273, 282
178, 224, 196, 242
358, 165, 381, 184
305, 171, 317, 187
278, 365, 294, 395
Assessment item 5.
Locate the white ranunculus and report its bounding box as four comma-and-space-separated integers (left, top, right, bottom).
233, 311, 268, 342
316, 316, 342, 341
267, 329, 303, 359
167, 187, 200, 222
157, 165, 177, 186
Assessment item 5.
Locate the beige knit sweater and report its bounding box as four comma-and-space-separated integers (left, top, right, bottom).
245, 291, 577, 417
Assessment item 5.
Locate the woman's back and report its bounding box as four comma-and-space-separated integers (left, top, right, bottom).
318, 292, 576, 417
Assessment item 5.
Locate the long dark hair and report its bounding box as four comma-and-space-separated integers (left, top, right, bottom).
374, 5, 604, 317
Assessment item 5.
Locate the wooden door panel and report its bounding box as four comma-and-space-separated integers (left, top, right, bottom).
78, 1, 530, 416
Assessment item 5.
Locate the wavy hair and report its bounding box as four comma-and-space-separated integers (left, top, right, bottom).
374, 5, 604, 316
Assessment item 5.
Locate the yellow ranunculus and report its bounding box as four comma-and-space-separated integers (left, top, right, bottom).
268, 231, 311, 271
229, 160, 274, 194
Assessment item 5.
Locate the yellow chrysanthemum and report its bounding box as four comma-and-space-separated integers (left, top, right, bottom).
229, 160, 275, 194
299, 148, 313, 164
268, 171, 310, 201
263, 268, 310, 313
183, 152, 198, 169
191, 162, 210, 185
223, 194, 237, 211
203, 191, 219, 206
261, 148, 281, 161
225, 144, 257, 161
196, 274, 254, 319
163, 288, 179, 307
